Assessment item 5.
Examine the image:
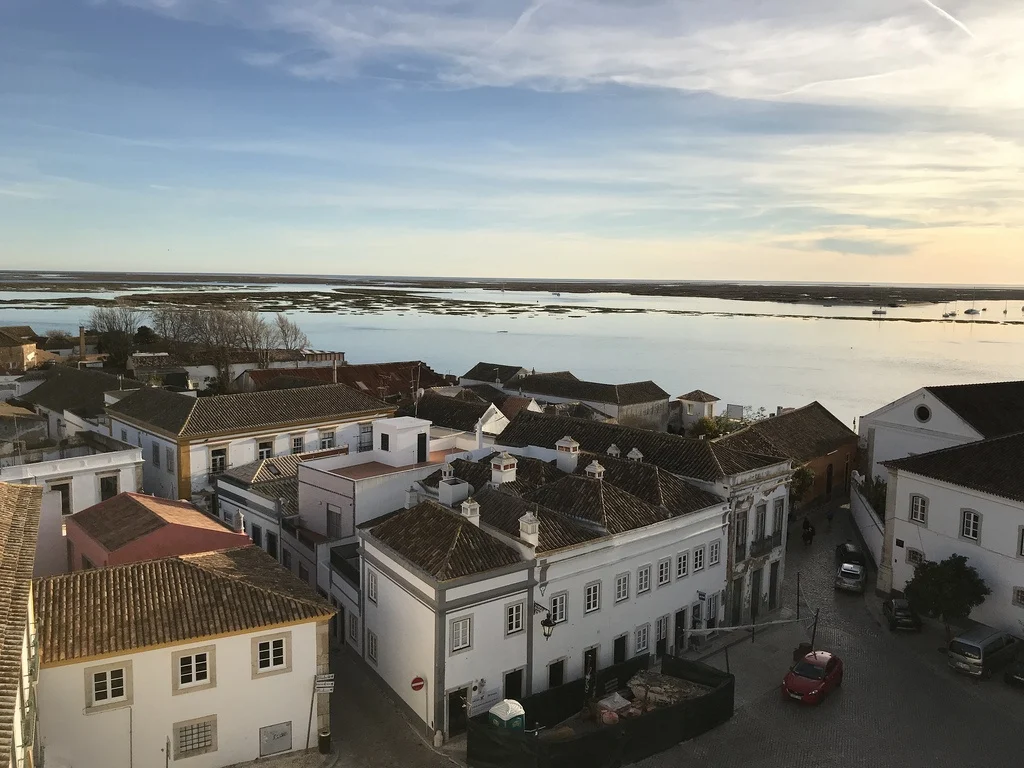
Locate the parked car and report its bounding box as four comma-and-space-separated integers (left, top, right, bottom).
948, 627, 1019, 678
834, 563, 866, 593
1004, 656, 1024, 688
835, 541, 867, 568
882, 598, 922, 631
781, 651, 844, 705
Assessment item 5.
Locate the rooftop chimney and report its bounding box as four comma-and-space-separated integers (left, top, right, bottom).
405, 487, 419, 509
555, 435, 580, 473
491, 452, 518, 487
235, 510, 246, 535
333, 358, 338, 384
606, 443, 620, 458
461, 498, 481, 526
627, 447, 643, 463
584, 460, 605, 480
79, 326, 86, 358
518, 511, 539, 547
441, 462, 455, 481
439, 476, 470, 508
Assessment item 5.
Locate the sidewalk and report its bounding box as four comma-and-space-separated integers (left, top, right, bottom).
228, 749, 339, 768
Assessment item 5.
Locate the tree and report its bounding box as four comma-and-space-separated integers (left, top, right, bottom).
45, 330, 74, 344
89, 304, 145, 367
691, 415, 742, 439
904, 554, 991, 643
134, 325, 157, 345
275, 313, 309, 351
743, 405, 769, 423
789, 465, 815, 505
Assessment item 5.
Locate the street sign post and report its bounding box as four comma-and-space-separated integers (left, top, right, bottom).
411, 676, 425, 692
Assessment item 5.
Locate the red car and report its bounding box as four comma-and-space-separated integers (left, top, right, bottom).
781, 651, 844, 705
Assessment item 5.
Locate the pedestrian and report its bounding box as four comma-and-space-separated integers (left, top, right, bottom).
826, 507, 835, 530
802, 517, 811, 533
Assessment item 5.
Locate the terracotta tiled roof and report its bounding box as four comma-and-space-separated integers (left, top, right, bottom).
107, 383, 390, 437
399, 392, 491, 432
23, 366, 142, 418
474, 487, 602, 554
0, 483, 41, 766
461, 362, 527, 385
34, 546, 334, 664
69, 492, 241, 552
527, 475, 672, 535
365, 501, 523, 581
714, 402, 857, 463
499, 411, 786, 482
222, 447, 349, 485
0, 330, 27, 348
420, 453, 564, 495
0, 326, 38, 342
925, 380, 1024, 439
243, 361, 450, 397
574, 452, 724, 515
678, 389, 720, 403
883, 432, 1024, 504
511, 373, 669, 406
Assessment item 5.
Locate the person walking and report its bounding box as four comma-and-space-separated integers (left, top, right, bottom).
826, 506, 835, 530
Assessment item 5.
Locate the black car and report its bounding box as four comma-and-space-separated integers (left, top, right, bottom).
835, 541, 867, 568
1004, 656, 1024, 688
882, 598, 921, 631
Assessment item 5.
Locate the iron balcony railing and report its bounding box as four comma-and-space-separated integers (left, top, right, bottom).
749, 531, 783, 558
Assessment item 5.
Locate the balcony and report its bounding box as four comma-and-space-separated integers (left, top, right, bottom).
749, 531, 783, 558
734, 542, 747, 563
330, 543, 360, 590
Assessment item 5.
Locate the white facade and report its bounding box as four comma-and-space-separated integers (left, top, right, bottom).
215, 481, 285, 560
887, 470, 1024, 636
859, 388, 982, 481
39, 621, 323, 768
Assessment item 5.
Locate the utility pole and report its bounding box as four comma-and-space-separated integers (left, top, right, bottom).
810, 608, 820, 648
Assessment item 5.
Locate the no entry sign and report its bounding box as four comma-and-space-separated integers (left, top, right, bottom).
411, 676, 425, 692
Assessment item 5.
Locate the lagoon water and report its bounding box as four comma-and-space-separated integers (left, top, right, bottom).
3, 283, 1024, 428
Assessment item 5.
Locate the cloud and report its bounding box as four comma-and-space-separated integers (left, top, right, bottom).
813, 237, 914, 256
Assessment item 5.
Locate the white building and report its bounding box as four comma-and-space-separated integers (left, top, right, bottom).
35, 546, 335, 768
128, 350, 346, 392
356, 449, 731, 740
106, 383, 394, 504
879, 433, 1024, 636
675, 390, 720, 434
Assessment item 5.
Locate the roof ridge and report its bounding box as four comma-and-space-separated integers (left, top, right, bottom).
176, 394, 201, 437
439, 517, 465, 579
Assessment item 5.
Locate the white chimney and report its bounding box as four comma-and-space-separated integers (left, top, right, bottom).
405, 487, 419, 509
584, 460, 605, 480
491, 452, 518, 487
627, 447, 643, 463
235, 510, 246, 535
606, 443, 620, 458
439, 477, 471, 508
461, 498, 481, 526
518, 511, 539, 547
442, 462, 455, 481
555, 436, 580, 473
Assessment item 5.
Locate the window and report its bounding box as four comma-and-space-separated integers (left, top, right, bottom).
327, 503, 343, 539
320, 431, 336, 450
635, 624, 649, 654
686, 403, 694, 415
367, 569, 378, 603
210, 447, 227, 474
707, 592, 719, 629
298, 564, 309, 583
173, 716, 217, 760
258, 440, 273, 460
657, 558, 671, 586
380, 433, 390, 452
48, 481, 71, 516
165, 447, 175, 473
152, 441, 160, 468
656, 616, 669, 641
691, 602, 703, 629
907, 548, 925, 566
348, 614, 359, 641
550, 592, 567, 623
120, 428, 127, 442
915, 404, 931, 423
772, 498, 785, 533
506, 602, 524, 635
755, 503, 767, 540
367, 630, 378, 663
734, 509, 748, 558
910, 495, 928, 525
709, 540, 721, 567
584, 582, 601, 613
292, 435, 304, 454
451, 617, 472, 652
358, 423, 373, 452
99, 474, 119, 501
693, 546, 706, 572
266, 532, 278, 560
637, 565, 651, 594
92, 667, 126, 704
173, 647, 215, 694
961, 509, 981, 541
676, 552, 688, 578
253, 633, 290, 676
615, 573, 630, 602
251, 523, 263, 548
282, 549, 292, 569
1014, 588, 1024, 609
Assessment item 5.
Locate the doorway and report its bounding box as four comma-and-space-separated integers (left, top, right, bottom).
548, 659, 564, 689
769, 561, 780, 610
583, 647, 598, 677
730, 578, 744, 626
417, 432, 428, 464
825, 463, 834, 501
750, 567, 763, 621
504, 669, 523, 701
674, 609, 687, 654
446, 688, 468, 737
613, 635, 627, 664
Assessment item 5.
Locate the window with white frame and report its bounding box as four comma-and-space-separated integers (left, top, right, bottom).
637, 565, 651, 594
292, 435, 304, 454
550, 592, 567, 623
367, 630, 379, 663
709, 540, 721, 567
656, 615, 669, 641
176, 649, 212, 690
320, 430, 336, 450
90, 666, 128, 707
693, 545, 706, 571
367, 569, 378, 603
348, 613, 359, 641
676, 552, 688, 578
258, 440, 273, 460
451, 617, 472, 651
657, 558, 671, 586
961, 509, 981, 541
120, 428, 128, 442
357, 422, 373, 452
635, 624, 649, 654
615, 573, 629, 602
772, 498, 785, 533
255, 636, 288, 673
173, 715, 217, 760
907, 548, 925, 566
209, 447, 227, 474
165, 447, 175, 473
584, 582, 601, 613
1013, 587, 1024, 609
910, 495, 928, 524
506, 602, 524, 635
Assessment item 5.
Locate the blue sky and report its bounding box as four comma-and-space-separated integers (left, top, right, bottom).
1, 0, 1022, 280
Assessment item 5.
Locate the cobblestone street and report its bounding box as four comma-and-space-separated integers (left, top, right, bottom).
635, 504, 1024, 768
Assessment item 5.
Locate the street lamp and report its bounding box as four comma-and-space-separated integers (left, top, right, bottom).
540, 611, 556, 640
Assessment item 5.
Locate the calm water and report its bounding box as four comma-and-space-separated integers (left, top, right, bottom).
3, 284, 1024, 428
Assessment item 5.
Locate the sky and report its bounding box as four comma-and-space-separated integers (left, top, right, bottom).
1, 0, 1022, 281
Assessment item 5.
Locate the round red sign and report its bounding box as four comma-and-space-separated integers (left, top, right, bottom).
411, 677, 425, 692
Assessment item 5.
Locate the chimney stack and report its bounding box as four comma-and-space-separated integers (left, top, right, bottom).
627, 447, 644, 463
79, 326, 86, 358
490, 452, 518, 487
555, 436, 580, 473
235, 510, 246, 535
518, 511, 539, 547
333, 358, 338, 384
405, 487, 418, 509
584, 460, 605, 480
461, 498, 480, 526
606, 443, 620, 458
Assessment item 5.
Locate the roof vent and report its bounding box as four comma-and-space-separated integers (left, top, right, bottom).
584, 460, 605, 480
461, 498, 480, 526
606, 443, 620, 458
627, 447, 643, 462
519, 511, 539, 547
441, 462, 454, 480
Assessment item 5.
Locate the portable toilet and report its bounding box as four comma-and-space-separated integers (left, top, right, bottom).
488, 699, 526, 731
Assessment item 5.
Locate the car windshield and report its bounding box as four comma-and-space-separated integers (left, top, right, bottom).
949, 641, 981, 660
793, 661, 826, 680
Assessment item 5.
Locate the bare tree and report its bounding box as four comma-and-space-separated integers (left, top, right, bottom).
275, 314, 309, 351
89, 304, 145, 366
